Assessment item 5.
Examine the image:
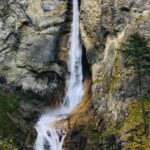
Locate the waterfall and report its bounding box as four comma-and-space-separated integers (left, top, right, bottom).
63, 0, 83, 111
34, 0, 83, 149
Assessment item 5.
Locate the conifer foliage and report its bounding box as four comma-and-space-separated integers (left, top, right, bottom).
122, 33, 150, 134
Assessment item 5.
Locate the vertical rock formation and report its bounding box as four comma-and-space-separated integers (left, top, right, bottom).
0, 0, 69, 97
0, 0, 72, 149
64, 0, 150, 149
80, 0, 150, 120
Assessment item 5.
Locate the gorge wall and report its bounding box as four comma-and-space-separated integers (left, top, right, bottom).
80, 0, 150, 118
0, 0, 150, 150
65, 0, 150, 149
0, 0, 70, 149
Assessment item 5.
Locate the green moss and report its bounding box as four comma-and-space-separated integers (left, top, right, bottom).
134, 15, 145, 26
121, 99, 150, 149
124, 97, 150, 132
0, 89, 36, 149
94, 98, 150, 149
100, 98, 150, 149
0, 88, 36, 137
93, 52, 121, 97
87, 131, 101, 143
102, 121, 120, 137
0, 90, 21, 137
0, 137, 17, 150
105, 52, 120, 93
110, 55, 120, 91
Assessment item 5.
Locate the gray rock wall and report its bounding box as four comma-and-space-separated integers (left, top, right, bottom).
80, 0, 150, 118
0, 1, 71, 149
0, 0, 69, 98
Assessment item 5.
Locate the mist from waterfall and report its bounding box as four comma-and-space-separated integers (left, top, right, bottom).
34, 0, 83, 149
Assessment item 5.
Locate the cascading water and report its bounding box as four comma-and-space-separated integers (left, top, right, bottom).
63, 0, 83, 111
34, 0, 83, 149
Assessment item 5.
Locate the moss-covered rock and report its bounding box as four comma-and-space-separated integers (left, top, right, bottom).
0, 137, 17, 150
120, 99, 150, 150
98, 98, 150, 149
64, 97, 150, 150
0, 91, 21, 137
0, 89, 39, 149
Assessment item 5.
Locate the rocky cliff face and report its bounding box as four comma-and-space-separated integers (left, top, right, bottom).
0, 0, 71, 149
0, 0, 70, 98
80, 0, 150, 117
65, 0, 150, 149
0, 0, 150, 150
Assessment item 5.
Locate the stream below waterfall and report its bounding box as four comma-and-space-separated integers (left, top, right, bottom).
34, 0, 84, 149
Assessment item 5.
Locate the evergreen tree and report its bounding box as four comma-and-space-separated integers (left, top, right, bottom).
122, 33, 150, 134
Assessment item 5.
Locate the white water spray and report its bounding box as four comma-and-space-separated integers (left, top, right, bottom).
34, 0, 83, 149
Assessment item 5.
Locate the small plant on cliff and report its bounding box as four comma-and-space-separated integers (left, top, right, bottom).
121, 33, 150, 135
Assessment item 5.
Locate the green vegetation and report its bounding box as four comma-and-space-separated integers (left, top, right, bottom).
91, 99, 150, 149
108, 54, 120, 92
87, 130, 101, 143
0, 137, 17, 150
93, 51, 121, 97
0, 91, 21, 136
122, 99, 150, 149
104, 52, 121, 93
122, 33, 150, 75
91, 33, 150, 148
0, 89, 35, 135
121, 33, 150, 134
0, 90, 22, 149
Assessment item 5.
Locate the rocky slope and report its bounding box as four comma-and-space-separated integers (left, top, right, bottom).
0, 0, 150, 150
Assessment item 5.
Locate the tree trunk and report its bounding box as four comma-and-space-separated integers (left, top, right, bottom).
137, 60, 147, 135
